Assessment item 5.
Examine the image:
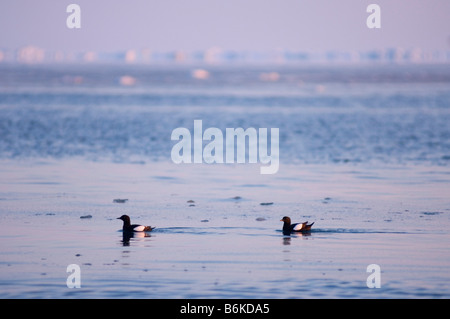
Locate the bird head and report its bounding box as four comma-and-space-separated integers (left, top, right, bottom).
280, 216, 291, 224
117, 215, 130, 222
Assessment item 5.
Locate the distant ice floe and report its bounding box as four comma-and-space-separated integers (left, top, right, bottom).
191, 69, 210, 80
119, 75, 137, 86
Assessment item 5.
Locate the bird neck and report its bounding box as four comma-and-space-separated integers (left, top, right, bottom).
122, 219, 131, 227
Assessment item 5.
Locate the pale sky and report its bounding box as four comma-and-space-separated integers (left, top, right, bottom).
1, 0, 449, 52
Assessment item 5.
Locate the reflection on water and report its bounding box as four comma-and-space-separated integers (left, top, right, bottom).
282, 236, 291, 246
120, 231, 152, 246
282, 230, 313, 237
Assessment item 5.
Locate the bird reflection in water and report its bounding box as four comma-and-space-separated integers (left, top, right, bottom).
282, 230, 312, 245
282, 236, 292, 245
121, 231, 151, 246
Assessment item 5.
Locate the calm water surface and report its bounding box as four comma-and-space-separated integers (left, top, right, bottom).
0, 64, 449, 298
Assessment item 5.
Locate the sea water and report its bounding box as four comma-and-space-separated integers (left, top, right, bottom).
0, 64, 449, 298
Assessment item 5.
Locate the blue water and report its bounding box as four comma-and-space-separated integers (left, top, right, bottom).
1, 64, 449, 165
0, 64, 449, 299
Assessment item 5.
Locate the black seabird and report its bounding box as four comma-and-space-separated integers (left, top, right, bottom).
117, 215, 155, 232
280, 216, 314, 234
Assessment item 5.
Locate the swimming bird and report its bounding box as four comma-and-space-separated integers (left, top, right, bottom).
280, 216, 314, 233
117, 215, 155, 232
